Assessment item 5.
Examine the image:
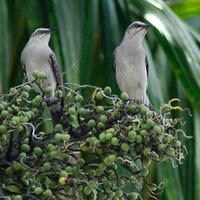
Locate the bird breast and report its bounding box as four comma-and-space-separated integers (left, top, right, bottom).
115, 46, 148, 100
21, 44, 56, 93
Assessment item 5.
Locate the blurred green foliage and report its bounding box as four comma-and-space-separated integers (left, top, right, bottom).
0, 0, 200, 199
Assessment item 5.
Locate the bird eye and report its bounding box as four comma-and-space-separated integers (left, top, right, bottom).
134, 24, 141, 28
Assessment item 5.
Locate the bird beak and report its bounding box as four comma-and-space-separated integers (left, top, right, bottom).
143, 24, 151, 29
48, 28, 57, 33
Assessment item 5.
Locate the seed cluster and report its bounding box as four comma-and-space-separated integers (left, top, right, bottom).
0, 71, 188, 200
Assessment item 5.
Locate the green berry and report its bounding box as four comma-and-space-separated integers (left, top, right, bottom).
121, 143, 129, 152
95, 91, 104, 101
75, 95, 83, 102
33, 147, 42, 156
1, 110, 9, 119
34, 187, 43, 195
105, 132, 113, 140
141, 168, 149, 176
143, 147, 151, 156
96, 106, 104, 113
166, 147, 175, 157
34, 95, 43, 104
163, 135, 172, 144
99, 115, 107, 123
23, 85, 31, 91
87, 119, 96, 128
14, 195, 22, 200
83, 186, 91, 195
128, 192, 138, 200
78, 107, 88, 116
61, 134, 70, 142
55, 124, 63, 132
128, 105, 136, 113
59, 177, 67, 185
43, 189, 52, 198
97, 122, 105, 130
140, 104, 148, 114
45, 86, 53, 95
99, 132, 106, 142
0, 125, 7, 134
146, 111, 153, 118
128, 130, 137, 142
136, 135, 142, 143
21, 91, 29, 99
32, 70, 40, 78
68, 107, 76, 115
158, 144, 166, 151
120, 91, 129, 101
153, 125, 162, 134
43, 162, 51, 171
111, 137, 119, 146
104, 86, 112, 95
146, 119, 155, 128
60, 170, 68, 178
38, 71, 47, 79
21, 144, 30, 153
65, 166, 73, 173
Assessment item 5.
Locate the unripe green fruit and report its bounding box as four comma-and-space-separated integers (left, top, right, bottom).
45, 86, 53, 95
143, 147, 151, 156
43, 162, 51, 171
47, 144, 56, 151
87, 119, 96, 128
97, 122, 105, 130
11, 116, 20, 126
34, 95, 43, 104
0, 104, 5, 112
99, 115, 107, 123
83, 186, 91, 195
140, 130, 148, 137
65, 166, 73, 173
75, 94, 83, 102
21, 91, 29, 99
105, 132, 113, 140
37, 71, 47, 79
95, 91, 104, 101
1, 110, 9, 119
68, 107, 76, 115
21, 144, 30, 153
128, 192, 138, 200
61, 134, 70, 142
96, 106, 104, 113
60, 170, 68, 178
55, 124, 63, 132
43, 189, 52, 198
34, 187, 43, 195
120, 91, 129, 101
0, 125, 7, 134
49, 150, 58, 159
128, 105, 136, 113
158, 144, 166, 151
5, 167, 13, 176
115, 190, 123, 197
176, 140, 182, 147
77, 158, 85, 165
128, 130, 137, 142
33, 147, 42, 156
99, 132, 106, 142
78, 107, 88, 116
146, 111, 153, 118
32, 70, 40, 78
153, 125, 162, 134
146, 119, 155, 128
166, 147, 175, 157
140, 104, 148, 114
104, 86, 112, 95
111, 137, 119, 146
121, 143, 129, 152
136, 135, 142, 143
14, 195, 22, 200
163, 135, 172, 144
55, 133, 62, 142
23, 85, 31, 91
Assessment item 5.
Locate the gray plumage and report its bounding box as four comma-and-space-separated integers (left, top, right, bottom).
21, 28, 63, 124
113, 21, 150, 104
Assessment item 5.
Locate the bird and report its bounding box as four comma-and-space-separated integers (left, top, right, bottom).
113, 21, 150, 105
21, 28, 64, 125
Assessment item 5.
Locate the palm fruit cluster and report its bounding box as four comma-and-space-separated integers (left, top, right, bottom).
0, 71, 188, 200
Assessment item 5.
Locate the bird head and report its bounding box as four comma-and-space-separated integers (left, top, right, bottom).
29, 28, 55, 43
125, 21, 150, 41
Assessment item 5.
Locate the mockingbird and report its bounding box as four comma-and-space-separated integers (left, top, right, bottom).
113, 21, 150, 105
21, 28, 64, 124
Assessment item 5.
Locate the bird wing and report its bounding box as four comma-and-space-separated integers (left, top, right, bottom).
145, 55, 149, 76
48, 53, 63, 90
21, 55, 28, 82
112, 48, 117, 72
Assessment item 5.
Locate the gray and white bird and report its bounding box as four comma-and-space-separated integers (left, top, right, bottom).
113, 21, 150, 105
21, 28, 63, 124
